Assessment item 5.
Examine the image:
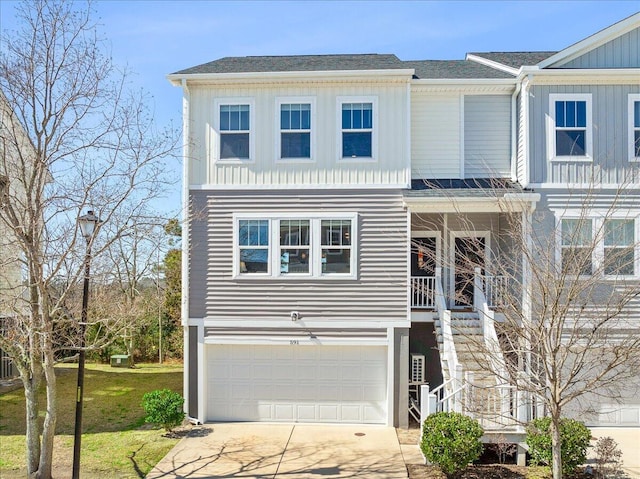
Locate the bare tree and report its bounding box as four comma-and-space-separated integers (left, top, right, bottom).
0, 1, 178, 477
412, 177, 640, 479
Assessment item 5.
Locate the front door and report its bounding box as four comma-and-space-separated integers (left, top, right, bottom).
453, 236, 485, 308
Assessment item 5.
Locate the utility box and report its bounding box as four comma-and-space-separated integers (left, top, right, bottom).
110, 354, 130, 368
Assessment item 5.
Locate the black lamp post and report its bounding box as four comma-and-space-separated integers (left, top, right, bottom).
72, 210, 100, 479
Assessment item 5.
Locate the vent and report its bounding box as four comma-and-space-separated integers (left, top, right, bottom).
411, 354, 425, 384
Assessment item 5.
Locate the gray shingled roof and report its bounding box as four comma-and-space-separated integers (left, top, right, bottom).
468, 51, 557, 68
172, 54, 406, 75
403, 60, 514, 79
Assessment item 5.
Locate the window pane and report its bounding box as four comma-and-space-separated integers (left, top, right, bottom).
635, 101, 640, 127
291, 108, 301, 129
352, 106, 362, 129
342, 132, 372, 157
280, 248, 309, 274
301, 108, 310, 129
604, 247, 635, 276
362, 105, 372, 129
239, 220, 269, 246
322, 249, 351, 274
220, 133, 250, 159
321, 220, 351, 246
281, 108, 290, 129
562, 219, 592, 246
555, 101, 565, 127
240, 249, 268, 273
562, 248, 592, 276
604, 219, 634, 246
230, 109, 240, 130
220, 107, 230, 131
556, 130, 585, 156
281, 132, 310, 158
576, 101, 586, 127
342, 107, 351, 129
280, 220, 310, 246
565, 101, 576, 127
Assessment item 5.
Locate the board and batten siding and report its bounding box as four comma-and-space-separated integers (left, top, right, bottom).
561, 27, 640, 69
464, 95, 511, 178
411, 92, 460, 179
528, 84, 640, 184
187, 81, 410, 188
188, 189, 408, 322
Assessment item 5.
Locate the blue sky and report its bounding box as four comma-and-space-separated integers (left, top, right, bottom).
1, 1, 638, 215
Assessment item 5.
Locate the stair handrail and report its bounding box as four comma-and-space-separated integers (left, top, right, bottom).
435, 268, 459, 380
474, 268, 509, 382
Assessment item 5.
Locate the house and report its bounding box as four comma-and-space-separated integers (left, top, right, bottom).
168, 12, 640, 443
0, 94, 28, 380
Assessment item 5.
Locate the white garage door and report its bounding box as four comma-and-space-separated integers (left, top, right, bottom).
206, 344, 387, 423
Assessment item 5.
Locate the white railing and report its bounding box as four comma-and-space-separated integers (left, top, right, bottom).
484, 274, 508, 309
474, 268, 510, 388
411, 276, 436, 309
435, 268, 458, 382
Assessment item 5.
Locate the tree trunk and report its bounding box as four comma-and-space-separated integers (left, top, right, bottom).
550, 414, 563, 479
37, 352, 57, 478
24, 379, 41, 477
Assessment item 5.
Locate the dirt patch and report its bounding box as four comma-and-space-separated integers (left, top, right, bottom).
408, 465, 530, 479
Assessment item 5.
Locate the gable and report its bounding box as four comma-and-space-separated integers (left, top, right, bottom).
559, 26, 640, 69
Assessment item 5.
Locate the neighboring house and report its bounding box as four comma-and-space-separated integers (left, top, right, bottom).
0, 94, 27, 380
168, 11, 640, 442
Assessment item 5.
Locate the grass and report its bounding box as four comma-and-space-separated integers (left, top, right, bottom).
0, 362, 183, 478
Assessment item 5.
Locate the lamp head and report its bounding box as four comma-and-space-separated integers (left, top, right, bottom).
78, 210, 100, 239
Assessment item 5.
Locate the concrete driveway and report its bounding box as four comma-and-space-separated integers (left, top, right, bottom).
146, 423, 409, 478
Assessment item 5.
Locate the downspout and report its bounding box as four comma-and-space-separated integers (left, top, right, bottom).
510, 81, 522, 182
522, 75, 532, 188
179, 79, 194, 422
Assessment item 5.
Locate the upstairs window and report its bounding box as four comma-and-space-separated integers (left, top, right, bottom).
548, 94, 592, 161
340, 100, 375, 159
280, 103, 311, 159
603, 219, 635, 276
629, 95, 640, 162
561, 218, 593, 276
218, 102, 252, 160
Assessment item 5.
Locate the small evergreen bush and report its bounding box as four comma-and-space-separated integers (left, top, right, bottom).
142, 389, 184, 432
420, 412, 484, 476
526, 417, 591, 475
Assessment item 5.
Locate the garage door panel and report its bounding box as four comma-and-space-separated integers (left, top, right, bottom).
206, 344, 387, 424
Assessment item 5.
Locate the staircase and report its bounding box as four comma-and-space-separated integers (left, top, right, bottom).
426, 268, 528, 433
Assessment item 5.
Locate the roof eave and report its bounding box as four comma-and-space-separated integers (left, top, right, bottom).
167, 68, 415, 85
465, 54, 520, 75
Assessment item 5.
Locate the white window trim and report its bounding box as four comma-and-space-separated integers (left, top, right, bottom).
275, 97, 316, 163
336, 96, 378, 163
628, 94, 640, 163
214, 98, 256, 163
233, 212, 358, 280
547, 93, 593, 162
555, 212, 639, 280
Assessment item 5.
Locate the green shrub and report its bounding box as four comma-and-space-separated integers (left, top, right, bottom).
141, 389, 184, 432
420, 412, 484, 476
526, 417, 591, 475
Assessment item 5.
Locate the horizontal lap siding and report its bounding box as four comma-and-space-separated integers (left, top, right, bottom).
189, 190, 408, 322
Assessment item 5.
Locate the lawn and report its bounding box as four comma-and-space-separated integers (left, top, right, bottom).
0, 362, 183, 478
